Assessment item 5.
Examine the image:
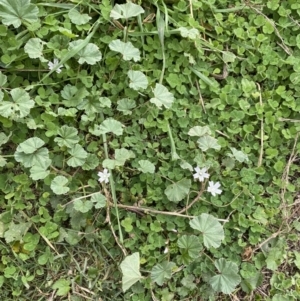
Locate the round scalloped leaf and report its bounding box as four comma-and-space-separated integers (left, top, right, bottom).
54, 125, 79, 148
117, 98, 136, 115
69, 41, 102, 65
151, 261, 176, 286
209, 258, 241, 294
73, 199, 94, 213
68, 9, 91, 25
189, 213, 224, 248
197, 135, 221, 151
0, 88, 34, 119
18, 137, 45, 154
109, 39, 141, 62
164, 178, 191, 203
177, 235, 202, 258
188, 126, 211, 137
29, 158, 51, 180
98, 118, 124, 136
110, 3, 144, 20
150, 83, 174, 109
137, 160, 155, 174
24, 38, 45, 60
14, 147, 50, 168
66, 144, 87, 167
0, 0, 39, 28
120, 252, 143, 292
50, 176, 69, 195
91, 193, 106, 209
128, 70, 148, 90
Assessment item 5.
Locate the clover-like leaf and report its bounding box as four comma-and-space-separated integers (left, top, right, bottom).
197, 135, 221, 151
68, 9, 91, 25
66, 144, 87, 167
17, 137, 44, 154
110, 3, 144, 19
151, 261, 176, 286
0, 88, 34, 119
178, 27, 199, 39
91, 193, 106, 209
0, 0, 39, 28
50, 176, 70, 195
128, 70, 148, 90
209, 258, 241, 294
117, 98, 136, 115
150, 83, 174, 109
73, 199, 94, 213
177, 235, 202, 258
189, 213, 224, 248
138, 160, 155, 174
24, 38, 45, 60
69, 41, 102, 65
188, 126, 211, 137
165, 178, 191, 203
54, 125, 80, 148
98, 118, 124, 136
120, 252, 143, 292
109, 39, 141, 62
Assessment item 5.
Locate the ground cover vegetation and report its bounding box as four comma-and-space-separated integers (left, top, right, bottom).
0, 0, 299, 300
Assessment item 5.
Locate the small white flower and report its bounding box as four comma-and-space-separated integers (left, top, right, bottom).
193, 166, 210, 182
98, 169, 110, 183
48, 58, 63, 73
207, 181, 222, 196
163, 247, 169, 254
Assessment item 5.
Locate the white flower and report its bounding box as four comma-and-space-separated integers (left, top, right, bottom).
193, 166, 210, 182
48, 58, 63, 73
207, 181, 222, 196
98, 169, 110, 183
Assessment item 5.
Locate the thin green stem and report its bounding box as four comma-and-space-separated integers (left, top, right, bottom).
100, 113, 123, 243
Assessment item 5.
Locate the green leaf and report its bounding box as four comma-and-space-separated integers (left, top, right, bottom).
209, 258, 241, 294
52, 279, 71, 296
109, 39, 141, 62
128, 70, 148, 90
24, 38, 45, 60
69, 41, 102, 65
120, 252, 143, 292
68, 9, 91, 25
61, 85, 89, 107
0, 0, 39, 28
150, 84, 174, 109
91, 193, 106, 209
188, 126, 211, 137
50, 176, 70, 195
164, 178, 191, 203
54, 125, 80, 148
17, 137, 45, 154
197, 135, 221, 151
117, 98, 136, 115
67, 144, 87, 167
177, 235, 202, 258
137, 160, 155, 174
82, 154, 99, 170
103, 148, 135, 168
229, 147, 249, 163
0, 88, 34, 119
110, 3, 144, 19
0, 71, 7, 86
151, 261, 176, 286
178, 27, 199, 39
14, 147, 50, 168
189, 213, 224, 248
222, 51, 236, 63
4, 222, 31, 243
98, 118, 124, 136
29, 158, 51, 180
73, 199, 93, 213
